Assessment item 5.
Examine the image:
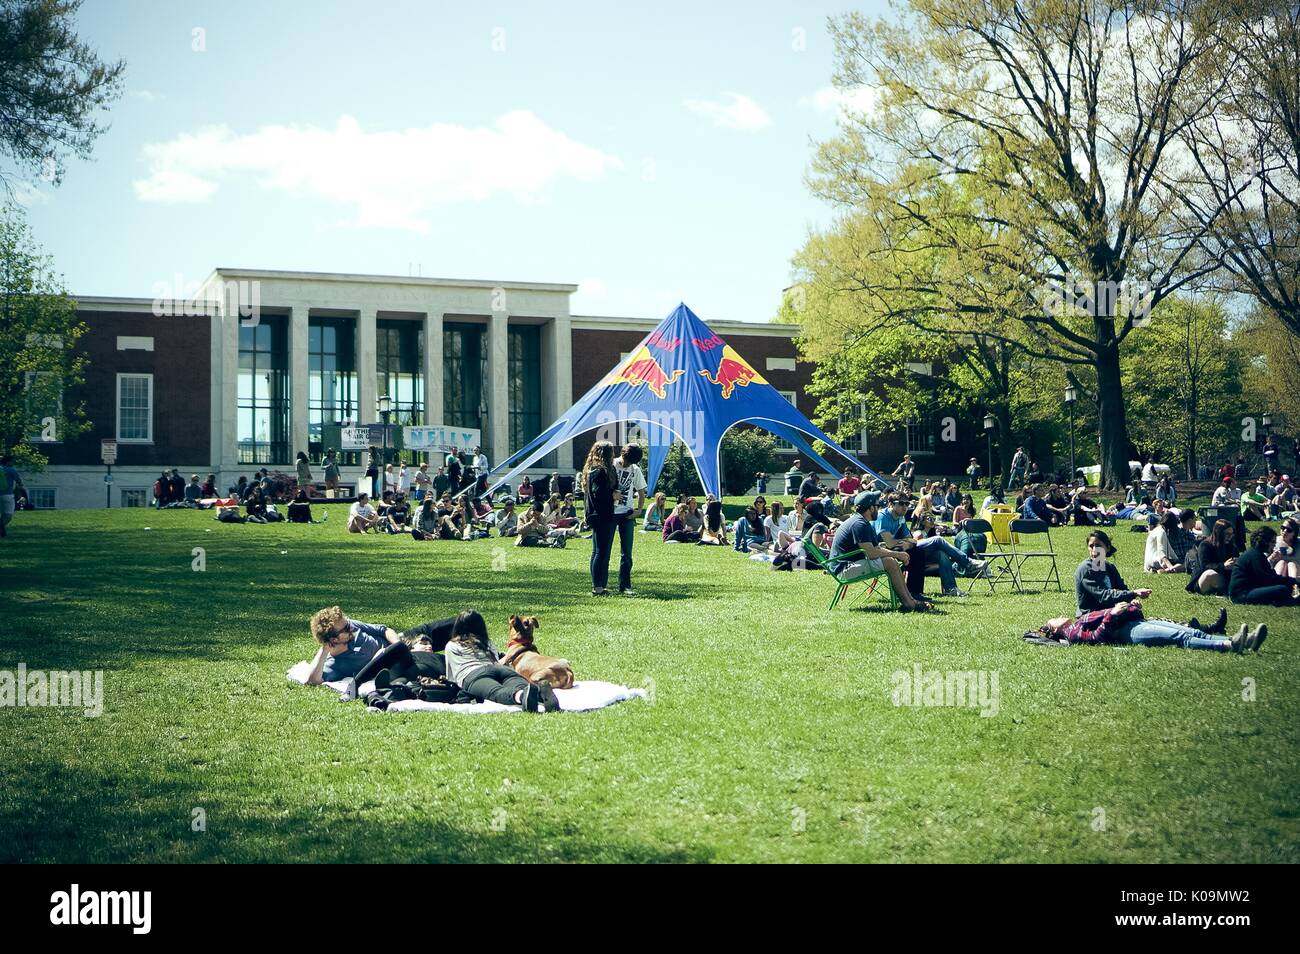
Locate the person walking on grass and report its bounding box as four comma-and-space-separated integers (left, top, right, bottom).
582, 440, 619, 596
612, 442, 646, 595
0, 455, 20, 538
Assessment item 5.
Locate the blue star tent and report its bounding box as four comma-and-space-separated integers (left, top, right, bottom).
485, 303, 886, 498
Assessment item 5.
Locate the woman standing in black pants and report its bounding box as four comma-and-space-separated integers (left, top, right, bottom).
582, 440, 618, 596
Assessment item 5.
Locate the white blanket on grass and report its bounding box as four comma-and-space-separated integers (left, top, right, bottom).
286, 662, 644, 714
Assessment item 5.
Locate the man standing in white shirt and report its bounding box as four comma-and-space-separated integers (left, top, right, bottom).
397, 460, 411, 496
473, 445, 490, 474
613, 443, 647, 595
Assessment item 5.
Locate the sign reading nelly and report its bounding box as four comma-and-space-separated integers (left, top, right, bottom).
403, 426, 482, 452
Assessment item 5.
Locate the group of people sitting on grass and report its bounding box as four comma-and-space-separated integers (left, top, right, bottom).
346, 487, 583, 547
304, 606, 563, 713
1210, 472, 1297, 520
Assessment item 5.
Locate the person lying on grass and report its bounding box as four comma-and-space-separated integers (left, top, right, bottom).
829, 491, 932, 612
1030, 600, 1265, 653
444, 610, 558, 713
1075, 530, 1152, 615
305, 608, 471, 686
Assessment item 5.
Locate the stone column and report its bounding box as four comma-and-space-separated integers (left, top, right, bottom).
423, 311, 443, 426
357, 308, 378, 426
288, 301, 311, 459
550, 314, 573, 470
488, 311, 509, 465
219, 302, 240, 472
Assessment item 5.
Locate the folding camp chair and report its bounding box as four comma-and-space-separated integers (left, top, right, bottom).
958, 518, 1017, 593
1007, 518, 1062, 592
801, 537, 898, 610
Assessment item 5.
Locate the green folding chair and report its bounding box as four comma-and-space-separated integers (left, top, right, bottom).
801, 538, 898, 610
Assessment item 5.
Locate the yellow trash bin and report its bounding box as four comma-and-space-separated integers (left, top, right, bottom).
980, 506, 1019, 544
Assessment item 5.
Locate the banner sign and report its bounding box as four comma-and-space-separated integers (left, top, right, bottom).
100, 439, 117, 465
340, 426, 371, 450
403, 425, 481, 453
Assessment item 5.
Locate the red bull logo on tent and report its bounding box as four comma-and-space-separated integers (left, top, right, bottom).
698, 345, 768, 399
603, 345, 686, 399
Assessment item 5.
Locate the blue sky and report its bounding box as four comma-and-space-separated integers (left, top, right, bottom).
19, 0, 889, 322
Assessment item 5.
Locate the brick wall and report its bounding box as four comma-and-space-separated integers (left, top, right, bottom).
43, 309, 211, 468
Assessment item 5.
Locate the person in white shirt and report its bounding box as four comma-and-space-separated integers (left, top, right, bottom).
397, 461, 411, 496
347, 493, 380, 533
1211, 477, 1241, 507
1141, 460, 1158, 484
613, 443, 647, 595
473, 445, 490, 474
413, 462, 432, 501
763, 500, 791, 550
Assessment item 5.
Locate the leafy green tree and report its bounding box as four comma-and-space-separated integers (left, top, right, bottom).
803, 1, 1234, 488
0, 0, 125, 190
0, 206, 87, 466
1119, 296, 1244, 479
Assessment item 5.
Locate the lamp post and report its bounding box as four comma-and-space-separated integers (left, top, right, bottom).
377, 394, 392, 482
983, 413, 995, 488
1064, 385, 1077, 486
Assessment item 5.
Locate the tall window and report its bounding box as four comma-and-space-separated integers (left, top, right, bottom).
309, 318, 357, 462
376, 320, 423, 427
444, 322, 485, 437
837, 401, 869, 454
906, 411, 936, 455
116, 373, 153, 443
773, 391, 798, 451
508, 326, 541, 456
238, 316, 289, 464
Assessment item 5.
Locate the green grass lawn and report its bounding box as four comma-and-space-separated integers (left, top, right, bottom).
1, 503, 1297, 863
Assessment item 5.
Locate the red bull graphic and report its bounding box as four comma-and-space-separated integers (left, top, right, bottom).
603, 345, 686, 399
692, 334, 723, 351
698, 345, 768, 399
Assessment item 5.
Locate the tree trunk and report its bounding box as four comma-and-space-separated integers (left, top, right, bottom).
1096, 343, 1131, 491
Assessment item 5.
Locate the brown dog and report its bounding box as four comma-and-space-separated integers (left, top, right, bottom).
500, 615, 574, 689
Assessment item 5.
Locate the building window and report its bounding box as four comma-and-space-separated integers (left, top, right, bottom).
773, 391, 798, 452
28, 488, 57, 509
906, 412, 936, 455
377, 319, 424, 428
116, 373, 153, 443
444, 322, 485, 439
508, 326, 542, 456
24, 371, 62, 443
309, 318, 358, 463
238, 315, 289, 464
121, 488, 149, 508
837, 402, 869, 454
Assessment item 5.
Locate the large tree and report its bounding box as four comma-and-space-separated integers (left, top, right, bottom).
0, 0, 124, 190
806, 0, 1234, 488
1173, 1, 1300, 337
0, 206, 87, 464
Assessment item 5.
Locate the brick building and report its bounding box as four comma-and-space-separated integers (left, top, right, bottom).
26, 268, 983, 508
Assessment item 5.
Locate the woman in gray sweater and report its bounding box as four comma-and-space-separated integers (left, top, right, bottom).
444, 610, 559, 712
1075, 530, 1152, 615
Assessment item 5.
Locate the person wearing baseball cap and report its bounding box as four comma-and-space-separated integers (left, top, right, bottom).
828, 491, 931, 611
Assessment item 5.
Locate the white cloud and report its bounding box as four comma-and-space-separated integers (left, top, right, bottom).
10, 179, 48, 207
133, 112, 622, 232
683, 92, 771, 132
130, 90, 162, 102
800, 85, 879, 120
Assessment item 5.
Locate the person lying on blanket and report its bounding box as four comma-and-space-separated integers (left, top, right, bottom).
444, 610, 559, 713
1029, 600, 1265, 653
305, 607, 459, 686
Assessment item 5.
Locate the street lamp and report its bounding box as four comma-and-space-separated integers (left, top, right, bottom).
1064, 385, 1077, 486
983, 414, 995, 488
377, 394, 392, 478
1262, 413, 1272, 431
